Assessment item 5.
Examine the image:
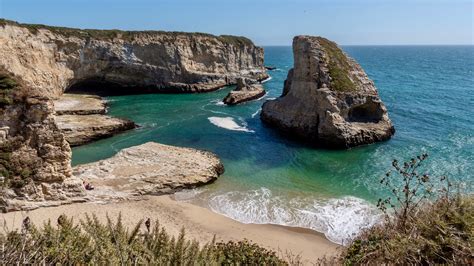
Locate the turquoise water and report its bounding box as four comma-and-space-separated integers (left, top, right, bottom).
72, 46, 474, 243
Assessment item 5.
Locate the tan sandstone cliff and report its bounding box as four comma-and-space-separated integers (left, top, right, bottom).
261, 36, 394, 148
0, 19, 267, 97
0, 19, 264, 211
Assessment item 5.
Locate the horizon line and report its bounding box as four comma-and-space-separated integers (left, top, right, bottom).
261, 44, 474, 47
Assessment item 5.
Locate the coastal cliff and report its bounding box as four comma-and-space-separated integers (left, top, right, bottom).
0, 19, 267, 97
0, 19, 261, 211
261, 36, 394, 148
0, 68, 85, 212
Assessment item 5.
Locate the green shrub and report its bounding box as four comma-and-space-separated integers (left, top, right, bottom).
0, 73, 16, 107
0, 214, 288, 265
327, 154, 473, 265
317, 37, 356, 92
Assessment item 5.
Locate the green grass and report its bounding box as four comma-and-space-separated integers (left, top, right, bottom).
316, 37, 357, 92
0, 18, 254, 46
0, 72, 16, 107
0, 214, 289, 265
0, 70, 17, 186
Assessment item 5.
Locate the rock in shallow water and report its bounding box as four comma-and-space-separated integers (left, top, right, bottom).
73, 142, 224, 197
261, 36, 395, 149
223, 78, 266, 105
55, 114, 135, 146
53, 93, 136, 146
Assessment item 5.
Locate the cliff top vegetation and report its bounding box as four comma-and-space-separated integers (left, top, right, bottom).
0, 18, 254, 46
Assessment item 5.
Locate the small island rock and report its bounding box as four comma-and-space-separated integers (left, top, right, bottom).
223, 78, 266, 105
261, 36, 395, 149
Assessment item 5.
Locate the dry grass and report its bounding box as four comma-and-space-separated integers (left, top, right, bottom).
0, 214, 289, 265
320, 154, 473, 265
337, 195, 473, 265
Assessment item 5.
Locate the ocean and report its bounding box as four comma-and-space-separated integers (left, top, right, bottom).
71, 45, 474, 244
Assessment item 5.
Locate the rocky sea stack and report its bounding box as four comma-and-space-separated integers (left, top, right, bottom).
261, 36, 395, 149
223, 77, 266, 105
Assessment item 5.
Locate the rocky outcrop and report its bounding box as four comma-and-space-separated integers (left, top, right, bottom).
54, 94, 106, 115
54, 94, 136, 146
223, 78, 266, 105
0, 19, 267, 98
55, 114, 135, 146
0, 69, 85, 212
261, 36, 394, 149
73, 142, 224, 198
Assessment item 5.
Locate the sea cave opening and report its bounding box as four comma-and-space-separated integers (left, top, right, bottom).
65, 78, 158, 96
347, 101, 384, 123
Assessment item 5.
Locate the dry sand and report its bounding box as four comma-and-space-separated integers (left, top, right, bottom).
0, 195, 339, 263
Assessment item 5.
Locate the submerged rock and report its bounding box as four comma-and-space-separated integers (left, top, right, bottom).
261, 36, 394, 149
223, 78, 266, 105
73, 142, 224, 197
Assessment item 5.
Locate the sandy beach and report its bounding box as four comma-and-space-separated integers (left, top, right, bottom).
1, 195, 339, 263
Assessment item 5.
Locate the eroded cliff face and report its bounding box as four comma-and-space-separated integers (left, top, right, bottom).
0, 69, 85, 212
0, 20, 267, 97
261, 36, 394, 148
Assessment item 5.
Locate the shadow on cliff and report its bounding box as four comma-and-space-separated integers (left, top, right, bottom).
66, 79, 165, 96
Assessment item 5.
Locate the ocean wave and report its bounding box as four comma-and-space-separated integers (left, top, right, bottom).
212, 100, 226, 106
174, 188, 206, 201
207, 188, 381, 245
251, 108, 261, 118
255, 91, 268, 101
208, 117, 254, 133
261, 76, 272, 83
137, 122, 157, 129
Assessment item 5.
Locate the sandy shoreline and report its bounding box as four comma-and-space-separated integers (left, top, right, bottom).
0, 195, 339, 263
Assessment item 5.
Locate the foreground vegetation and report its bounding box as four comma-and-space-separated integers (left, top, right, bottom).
327, 154, 473, 265
0, 214, 287, 265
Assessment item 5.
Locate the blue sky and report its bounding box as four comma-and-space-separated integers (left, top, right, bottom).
1, 0, 472, 45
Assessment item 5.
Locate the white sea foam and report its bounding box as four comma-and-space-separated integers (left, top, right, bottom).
251, 108, 261, 118
208, 188, 381, 245
213, 100, 226, 106
208, 117, 254, 133
174, 188, 206, 202
261, 76, 272, 83
255, 91, 268, 101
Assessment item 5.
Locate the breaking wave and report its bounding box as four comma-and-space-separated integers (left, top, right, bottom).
251, 108, 261, 118
207, 188, 381, 245
213, 100, 225, 106
208, 117, 254, 133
